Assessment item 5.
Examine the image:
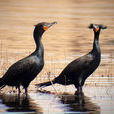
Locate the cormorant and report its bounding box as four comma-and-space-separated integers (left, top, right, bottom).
0, 22, 57, 94
36, 24, 107, 92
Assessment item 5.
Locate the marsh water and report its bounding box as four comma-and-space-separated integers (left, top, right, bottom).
0, 86, 114, 114
0, 0, 114, 113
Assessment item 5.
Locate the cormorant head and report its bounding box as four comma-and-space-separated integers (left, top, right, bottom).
88, 24, 107, 32
34, 22, 57, 33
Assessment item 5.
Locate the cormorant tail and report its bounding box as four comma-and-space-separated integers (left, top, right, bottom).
0, 78, 5, 90
35, 80, 56, 88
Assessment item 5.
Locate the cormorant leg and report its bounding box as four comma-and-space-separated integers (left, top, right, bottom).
74, 84, 83, 94
18, 87, 21, 95
77, 86, 82, 93
25, 88, 28, 96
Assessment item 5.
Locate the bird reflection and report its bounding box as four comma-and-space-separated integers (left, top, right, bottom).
36, 89, 100, 113
0, 93, 40, 113
59, 91, 100, 113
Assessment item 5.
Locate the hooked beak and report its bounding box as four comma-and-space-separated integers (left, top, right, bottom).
43, 22, 57, 31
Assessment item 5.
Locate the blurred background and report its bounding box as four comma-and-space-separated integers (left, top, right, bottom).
0, 0, 114, 89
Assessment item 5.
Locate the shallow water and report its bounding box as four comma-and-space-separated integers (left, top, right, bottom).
0, 86, 114, 113
0, 93, 38, 113
0, 0, 114, 113
0, 0, 114, 86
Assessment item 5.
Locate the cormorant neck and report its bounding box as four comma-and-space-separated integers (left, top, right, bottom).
91, 30, 101, 55
94, 30, 100, 41
33, 28, 44, 50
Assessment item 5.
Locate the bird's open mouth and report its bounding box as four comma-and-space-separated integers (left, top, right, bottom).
43, 22, 57, 31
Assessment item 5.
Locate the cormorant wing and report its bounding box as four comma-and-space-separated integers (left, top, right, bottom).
2, 56, 39, 80
59, 54, 94, 77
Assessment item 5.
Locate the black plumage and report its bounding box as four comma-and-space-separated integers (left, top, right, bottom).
0, 22, 57, 94
36, 24, 107, 92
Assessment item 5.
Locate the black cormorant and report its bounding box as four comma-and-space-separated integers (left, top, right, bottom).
36, 24, 107, 92
0, 22, 57, 94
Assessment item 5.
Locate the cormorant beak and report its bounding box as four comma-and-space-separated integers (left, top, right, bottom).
43, 22, 57, 31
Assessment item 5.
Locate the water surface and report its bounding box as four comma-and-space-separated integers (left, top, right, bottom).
1, 86, 114, 113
